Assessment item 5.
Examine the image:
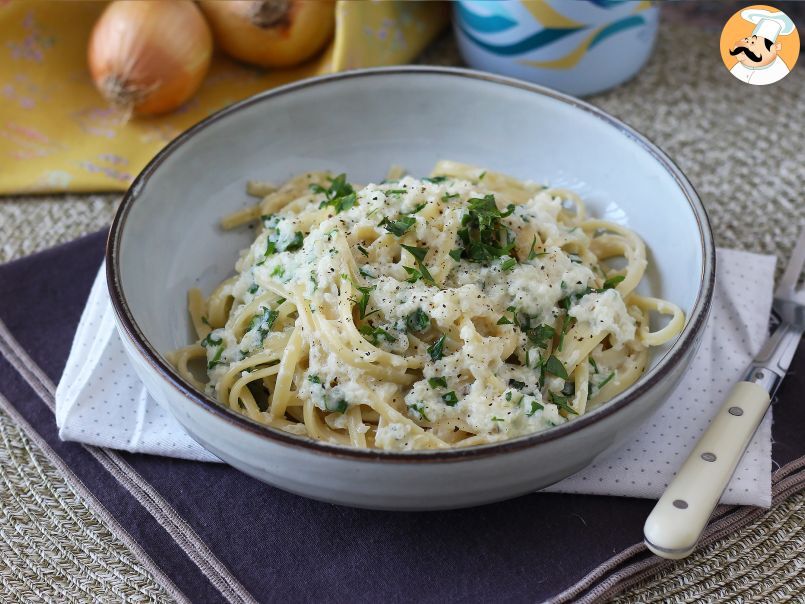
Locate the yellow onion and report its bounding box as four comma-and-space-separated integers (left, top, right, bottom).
200, 0, 334, 68
88, 0, 213, 117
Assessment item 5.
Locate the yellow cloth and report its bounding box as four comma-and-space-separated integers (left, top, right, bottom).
0, 1, 447, 193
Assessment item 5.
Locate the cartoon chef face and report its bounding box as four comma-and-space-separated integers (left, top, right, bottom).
729, 34, 781, 68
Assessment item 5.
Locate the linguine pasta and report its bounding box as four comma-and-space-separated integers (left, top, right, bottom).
170, 161, 685, 451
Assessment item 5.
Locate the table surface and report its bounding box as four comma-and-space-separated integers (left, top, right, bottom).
0, 8, 803, 603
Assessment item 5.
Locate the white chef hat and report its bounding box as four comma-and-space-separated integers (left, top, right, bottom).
741, 8, 796, 43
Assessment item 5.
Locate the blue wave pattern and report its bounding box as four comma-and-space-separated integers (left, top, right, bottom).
455, 3, 517, 33
457, 1, 648, 62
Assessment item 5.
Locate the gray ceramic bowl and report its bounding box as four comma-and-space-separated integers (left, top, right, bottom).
107, 67, 715, 510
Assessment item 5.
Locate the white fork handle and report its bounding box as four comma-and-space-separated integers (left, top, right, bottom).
643, 381, 771, 559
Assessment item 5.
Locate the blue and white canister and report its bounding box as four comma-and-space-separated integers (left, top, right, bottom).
454, 0, 659, 97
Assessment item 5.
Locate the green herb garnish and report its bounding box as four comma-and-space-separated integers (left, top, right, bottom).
442, 391, 458, 406
526, 399, 544, 417
550, 391, 578, 415
406, 308, 430, 333
544, 355, 568, 379
602, 275, 626, 289
454, 195, 516, 264
596, 372, 615, 391
508, 379, 526, 390
356, 244, 369, 257
408, 402, 430, 421
248, 307, 279, 343
325, 397, 348, 413
352, 284, 377, 320
403, 266, 422, 283
427, 334, 446, 361
200, 332, 222, 348
379, 215, 416, 236
359, 324, 397, 345
500, 256, 517, 271
308, 374, 321, 384
400, 244, 435, 285
207, 346, 224, 370
247, 283, 259, 295
311, 173, 356, 214
428, 377, 447, 389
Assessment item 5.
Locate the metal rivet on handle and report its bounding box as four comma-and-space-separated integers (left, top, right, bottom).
754, 371, 764, 381
729, 407, 744, 416
701, 452, 717, 462
673, 499, 688, 509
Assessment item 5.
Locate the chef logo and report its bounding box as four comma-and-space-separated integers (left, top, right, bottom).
720, 5, 799, 86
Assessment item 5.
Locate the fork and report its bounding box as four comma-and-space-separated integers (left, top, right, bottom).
644, 228, 805, 560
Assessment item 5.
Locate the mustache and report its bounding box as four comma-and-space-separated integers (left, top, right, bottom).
730, 46, 763, 62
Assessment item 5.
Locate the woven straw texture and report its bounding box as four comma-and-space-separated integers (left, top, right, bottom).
1, 17, 803, 603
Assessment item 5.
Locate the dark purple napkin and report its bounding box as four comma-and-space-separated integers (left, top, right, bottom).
0, 230, 803, 603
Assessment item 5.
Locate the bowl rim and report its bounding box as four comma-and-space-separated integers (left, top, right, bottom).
106, 65, 715, 463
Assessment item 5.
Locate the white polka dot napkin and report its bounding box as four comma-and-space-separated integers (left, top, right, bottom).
55, 248, 776, 506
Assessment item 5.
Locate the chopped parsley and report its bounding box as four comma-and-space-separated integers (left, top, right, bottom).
544, 355, 568, 380
441, 391, 458, 406
408, 402, 430, 421
557, 313, 572, 352
325, 397, 348, 414
526, 236, 547, 260
603, 275, 626, 289
526, 399, 544, 417
207, 345, 224, 370
257, 229, 304, 264
247, 283, 259, 294
351, 284, 377, 320
248, 307, 279, 343
406, 308, 430, 333
408, 202, 427, 214
499, 256, 517, 271
379, 215, 416, 236
448, 248, 462, 262
589, 357, 599, 373
550, 391, 578, 415
385, 189, 407, 196
308, 374, 321, 384
497, 308, 555, 349
359, 324, 397, 346
423, 175, 447, 183
400, 244, 435, 285
596, 372, 616, 392
403, 266, 422, 283
311, 173, 356, 214
428, 377, 448, 389
442, 193, 459, 202
358, 267, 375, 280
356, 244, 369, 257
200, 332, 222, 348
454, 195, 516, 264
508, 379, 526, 390
427, 334, 446, 361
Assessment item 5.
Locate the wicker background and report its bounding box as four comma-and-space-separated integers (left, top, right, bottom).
0, 12, 803, 603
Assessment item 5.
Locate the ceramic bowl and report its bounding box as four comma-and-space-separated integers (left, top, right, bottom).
107, 67, 715, 510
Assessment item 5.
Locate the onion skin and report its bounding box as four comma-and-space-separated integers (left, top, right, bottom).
88, 0, 213, 116
200, 0, 335, 68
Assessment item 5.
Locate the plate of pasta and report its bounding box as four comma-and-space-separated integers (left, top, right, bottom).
108, 67, 714, 509
170, 161, 685, 451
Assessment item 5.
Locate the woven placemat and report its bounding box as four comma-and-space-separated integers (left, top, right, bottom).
1, 15, 803, 603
